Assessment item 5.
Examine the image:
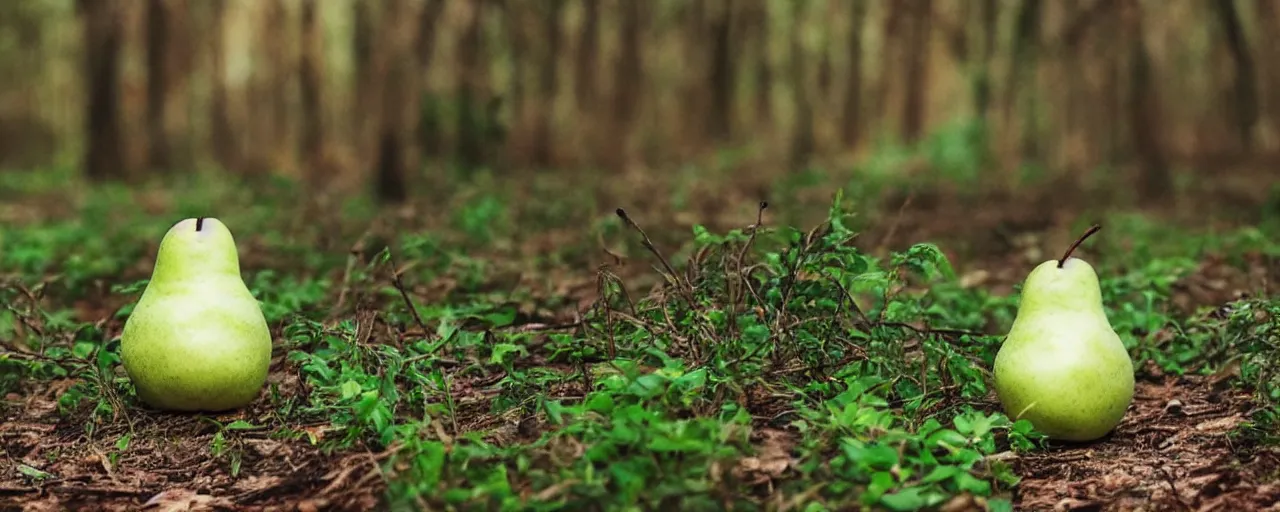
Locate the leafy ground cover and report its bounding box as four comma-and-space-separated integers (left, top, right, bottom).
1, 164, 1279, 511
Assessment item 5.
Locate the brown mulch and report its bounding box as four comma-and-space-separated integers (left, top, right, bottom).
0, 358, 383, 512
1011, 373, 1280, 511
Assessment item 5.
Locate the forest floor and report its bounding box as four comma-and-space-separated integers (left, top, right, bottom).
1, 162, 1279, 511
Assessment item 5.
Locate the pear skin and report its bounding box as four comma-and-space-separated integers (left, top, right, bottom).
992, 226, 1135, 442
120, 218, 273, 412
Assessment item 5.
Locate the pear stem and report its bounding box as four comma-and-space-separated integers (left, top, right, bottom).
196, 217, 206, 231
1058, 224, 1101, 268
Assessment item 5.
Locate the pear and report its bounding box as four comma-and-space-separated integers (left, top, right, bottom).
992, 225, 1135, 442
120, 217, 273, 412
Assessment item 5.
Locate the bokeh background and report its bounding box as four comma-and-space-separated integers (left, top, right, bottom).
2, 0, 1277, 227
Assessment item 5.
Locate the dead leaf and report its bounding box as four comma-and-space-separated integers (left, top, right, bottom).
143, 488, 230, 512
1195, 414, 1243, 433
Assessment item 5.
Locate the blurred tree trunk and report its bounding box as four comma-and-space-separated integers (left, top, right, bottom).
878, 3, 902, 132
610, 0, 643, 169
575, 0, 600, 112
1212, 0, 1257, 153
456, 0, 488, 171
749, 2, 771, 128
246, 0, 291, 174
501, 0, 526, 144
902, 0, 931, 143
1257, 0, 1280, 150
573, 0, 600, 166
1124, 0, 1170, 202
840, 0, 865, 149
678, 0, 709, 151
79, 0, 129, 180
975, 0, 997, 119
708, 0, 734, 142
1006, 0, 1042, 160
788, 4, 813, 169
415, 0, 444, 159
208, 0, 239, 173
1056, 0, 1114, 172
144, 0, 192, 173
532, 0, 565, 167
375, 0, 420, 204
299, 0, 328, 182
353, 0, 378, 169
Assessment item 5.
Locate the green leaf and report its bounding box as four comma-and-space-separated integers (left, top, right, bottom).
925, 429, 967, 451
920, 465, 962, 484
17, 464, 52, 480
480, 306, 517, 327
489, 343, 525, 364
879, 486, 929, 511
339, 380, 362, 400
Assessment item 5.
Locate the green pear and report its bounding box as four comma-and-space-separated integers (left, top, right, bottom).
992, 225, 1135, 442
120, 217, 273, 412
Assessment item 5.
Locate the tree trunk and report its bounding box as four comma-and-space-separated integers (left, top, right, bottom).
208, 0, 238, 173
1125, 1, 1170, 203
575, 0, 600, 111
144, 0, 167, 171
241, 0, 290, 175
532, 0, 565, 167
750, 2, 772, 128
975, 0, 997, 119
788, 3, 813, 169
79, 0, 128, 180
1212, 0, 1257, 153
145, 0, 193, 173
1005, 0, 1043, 160
353, 0, 380, 168
299, 0, 326, 171
1257, 0, 1280, 152
415, 0, 444, 159
708, 0, 734, 142
456, 0, 488, 170
610, 0, 643, 169
840, 1, 866, 149
374, 0, 416, 204
902, 0, 931, 143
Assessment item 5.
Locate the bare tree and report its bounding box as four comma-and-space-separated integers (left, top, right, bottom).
79, 0, 128, 180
